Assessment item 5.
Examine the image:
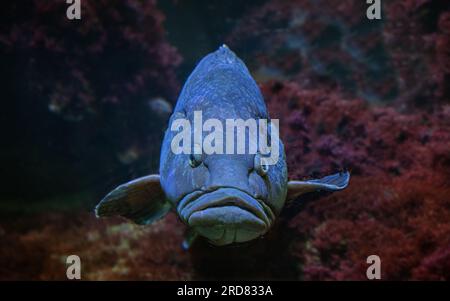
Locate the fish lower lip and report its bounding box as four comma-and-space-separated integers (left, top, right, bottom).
189, 206, 267, 231
178, 187, 272, 228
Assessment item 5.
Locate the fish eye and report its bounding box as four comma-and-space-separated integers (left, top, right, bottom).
189, 144, 203, 168
254, 152, 269, 176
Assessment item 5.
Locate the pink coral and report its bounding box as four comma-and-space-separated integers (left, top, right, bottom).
262, 80, 450, 280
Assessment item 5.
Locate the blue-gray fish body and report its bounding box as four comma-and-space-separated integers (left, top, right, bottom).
96, 46, 350, 247
159, 46, 287, 245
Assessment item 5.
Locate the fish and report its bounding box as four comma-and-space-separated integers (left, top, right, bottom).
95, 45, 350, 247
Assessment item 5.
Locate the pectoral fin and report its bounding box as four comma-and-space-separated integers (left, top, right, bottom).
287, 171, 350, 201
95, 174, 171, 225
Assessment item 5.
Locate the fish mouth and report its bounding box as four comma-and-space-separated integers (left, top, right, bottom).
177, 187, 275, 245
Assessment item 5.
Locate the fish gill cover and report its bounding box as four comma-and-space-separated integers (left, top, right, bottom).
0, 0, 449, 280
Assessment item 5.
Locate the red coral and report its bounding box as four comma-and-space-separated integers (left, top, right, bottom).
0, 212, 192, 280
1, 0, 449, 281
263, 80, 450, 280
263, 81, 450, 179
412, 245, 450, 280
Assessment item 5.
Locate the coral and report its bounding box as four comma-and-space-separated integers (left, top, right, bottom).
262, 80, 450, 280
0, 212, 192, 280
1, 81, 448, 280
227, 0, 450, 108
1, 0, 181, 118
0, 0, 182, 199
263, 81, 450, 180
412, 245, 450, 280
287, 176, 450, 280
0, 210, 298, 280
1, 0, 449, 281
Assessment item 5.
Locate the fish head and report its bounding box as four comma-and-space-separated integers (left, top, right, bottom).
159, 118, 288, 245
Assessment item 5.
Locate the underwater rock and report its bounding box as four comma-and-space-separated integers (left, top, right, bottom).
262, 80, 450, 280
0, 0, 181, 199
1, 78, 449, 280
1, 0, 181, 118
227, 0, 450, 108
0, 212, 192, 280
262, 81, 450, 179
1, 0, 449, 281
